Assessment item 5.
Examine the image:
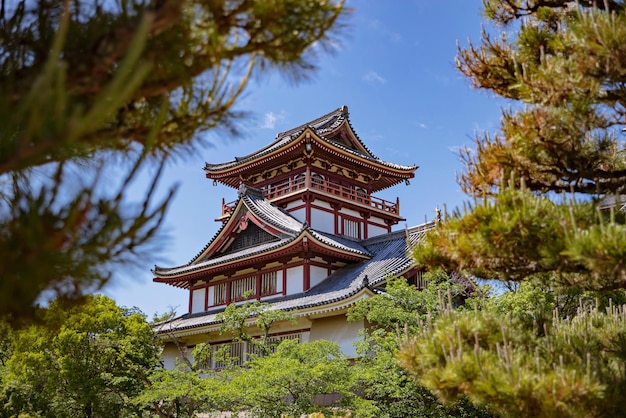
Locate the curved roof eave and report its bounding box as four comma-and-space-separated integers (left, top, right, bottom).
153, 187, 305, 275
153, 222, 437, 334
203, 106, 416, 177
152, 228, 372, 282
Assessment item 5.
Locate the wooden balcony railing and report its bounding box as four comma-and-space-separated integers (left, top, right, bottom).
219, 176, 400, 219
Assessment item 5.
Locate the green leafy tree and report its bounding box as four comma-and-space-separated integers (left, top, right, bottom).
228, 339, 362, 418
133, 360, 231, 418
348, 275, 492, 418
141, 299, 360, 417
0, 0, 348, 321
0, 295, 160, 418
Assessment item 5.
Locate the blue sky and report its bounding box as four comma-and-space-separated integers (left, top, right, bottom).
105, 1, 504, 317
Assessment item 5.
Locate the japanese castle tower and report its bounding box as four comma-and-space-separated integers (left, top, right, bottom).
153, 106, 436, 368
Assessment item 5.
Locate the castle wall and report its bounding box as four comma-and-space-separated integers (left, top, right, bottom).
286, 265, 304, 294
191, 288, 205, 313
309, 315, 364, 358
367, 215, 389, 237
310, 207, 335, 234
310, 265, 328, 288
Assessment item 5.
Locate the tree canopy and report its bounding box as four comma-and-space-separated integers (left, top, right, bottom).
414, 0, 626, 291
402, 2, 626, 415
0, 295, 160, 417
0, 0, 348, 321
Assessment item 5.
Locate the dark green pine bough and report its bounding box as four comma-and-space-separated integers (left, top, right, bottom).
402, 2, 626, 417
0, 0, 348, 322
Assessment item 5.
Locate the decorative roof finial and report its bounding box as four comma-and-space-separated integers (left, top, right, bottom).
435, 206, 442, 223
237, 183, 247, 197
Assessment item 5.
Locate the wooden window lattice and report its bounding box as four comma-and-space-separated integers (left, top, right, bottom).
343, 218, 360, 239
260, 271, 277, 296
209, 333, 304, 369
214, 282, 227, 305
227, 223, 278, 253
231, 276, 256, 301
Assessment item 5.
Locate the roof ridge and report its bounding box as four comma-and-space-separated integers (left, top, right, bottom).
237, 183, 264, 198
276, 105, 348, 139
361, 221, 437, 245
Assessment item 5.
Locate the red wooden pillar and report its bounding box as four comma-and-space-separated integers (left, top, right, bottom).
303, 259, 311, 291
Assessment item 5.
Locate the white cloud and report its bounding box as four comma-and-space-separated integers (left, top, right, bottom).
363, 71, 387, 85
418, 123, 427, 129
261, 110, 286, 129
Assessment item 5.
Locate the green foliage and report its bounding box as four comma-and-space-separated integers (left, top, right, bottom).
347, 273, 464, 332
216, 297, 296, 355
416, 184, 626, 290
229, 339, 359, 418
133, 363, 228, 418
0, 0, 349, 321
399, 291, 626, 418
418, 0, 626, 288
348, 276, 493, 418
410, 3, 626, 412
0, 295, 160, 417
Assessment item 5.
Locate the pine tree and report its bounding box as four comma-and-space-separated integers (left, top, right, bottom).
0, 0, 347, 321
402, 2, 626, 415
414, 0, 626, 290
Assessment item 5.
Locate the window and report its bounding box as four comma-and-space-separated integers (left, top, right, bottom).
260, 271, 277, 296
408, 271, 428, 289
294, 173, 306, 189
231, 276, 256, 301
343, 218, 360, 239
212, 341, 246, 369
214, 282, 227, 305
356, 187, 369, 204
206, 332, 305, 369
415, 271, 428, 289
311, 173, 325, 189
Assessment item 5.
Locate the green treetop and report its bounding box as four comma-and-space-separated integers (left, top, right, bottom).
414, 0, 626, 291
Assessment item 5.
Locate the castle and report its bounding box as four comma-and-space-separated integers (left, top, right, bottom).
153, 106, 437, 368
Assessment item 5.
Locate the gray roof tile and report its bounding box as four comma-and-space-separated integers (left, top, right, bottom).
153, 186, 371, 278
155, 222, 436, 333
203, 106, 416, 173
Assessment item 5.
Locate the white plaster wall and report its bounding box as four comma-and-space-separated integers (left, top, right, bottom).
286, 265, 304, 295
310, 207, 335, 233
208, 286, 215, 306
191, 288, 205, 314
313, 200, 332, 209
276, 270, 284, 293
300, 330, 311, 343
368, 224, 388, 238
308, 315, 364, 358
310, 265, 328, 288
285, 204, 306, 223
339, 207, 361, 218
161, 343, 188, 370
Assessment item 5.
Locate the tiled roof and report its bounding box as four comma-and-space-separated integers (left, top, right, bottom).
153, 238, 294, 277
241, 189, 303, 235
154, 222, 436, 333
309, 230, 371, 256
598, 194, 626, 211
203, 106, 416, 173
152, 186, 371, 278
